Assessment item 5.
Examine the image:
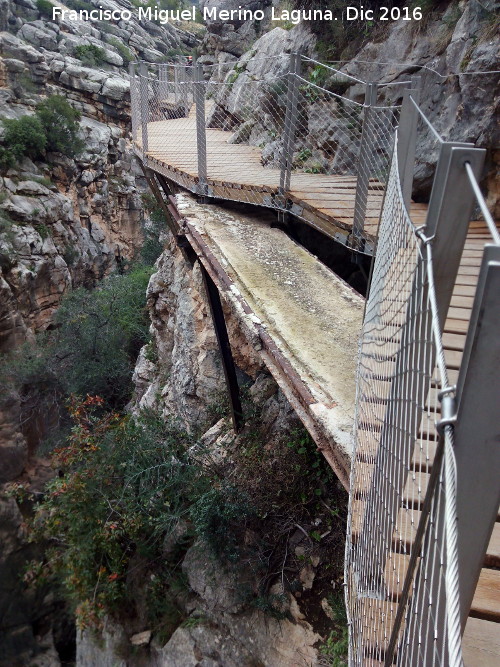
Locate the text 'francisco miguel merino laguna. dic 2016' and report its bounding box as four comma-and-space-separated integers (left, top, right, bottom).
51, 5, 425, 25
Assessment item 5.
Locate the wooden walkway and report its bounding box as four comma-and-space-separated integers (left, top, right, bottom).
136, 111, 384, 251
137, 117, 499, 664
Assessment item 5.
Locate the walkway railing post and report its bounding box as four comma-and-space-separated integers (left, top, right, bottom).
194, 62, 208, 198
158, 63, 168, 101
352, 81, 378, 250
278, 52, 301, 214
397, 76, 421, 211
174, 63, 179, 105
129, 62, 138, 143
453, 241, 500, 629
139, 62, 149, 156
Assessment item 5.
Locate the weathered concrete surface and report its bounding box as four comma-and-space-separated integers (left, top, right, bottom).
176, 194, 363, 487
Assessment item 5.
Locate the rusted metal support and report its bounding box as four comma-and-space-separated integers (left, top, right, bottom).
200, 265, 244, 433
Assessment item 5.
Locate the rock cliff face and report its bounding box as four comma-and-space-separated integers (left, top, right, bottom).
76, 229, 335, 667
0, 0, 195, 354
0, 0, 197, 481
0, 4, 196, 664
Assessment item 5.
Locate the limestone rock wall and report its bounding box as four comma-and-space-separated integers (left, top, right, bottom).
0, 0, 197, 481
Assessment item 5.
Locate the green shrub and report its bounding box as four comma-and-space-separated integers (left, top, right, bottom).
49, 266, 152, 407
0, 96, 83, 168
36, 0, 54, 17
34, 176, 53, 188
36, 95, 83, 156
319, 593, 349, 665
62, 243, 78, 267
2, 115, 47, 160
74, 44, 106, 68
0, 146, 15, 170
26, 400, 198, 629
107, 37, 134, 66
0, 266, 152, 412
190, 485, 254, 563
140, 193, 165, 265
64, 0, 94, 9
35, 223, 50, 240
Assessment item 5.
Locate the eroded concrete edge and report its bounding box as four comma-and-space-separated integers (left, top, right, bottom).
175, 193, 363, 490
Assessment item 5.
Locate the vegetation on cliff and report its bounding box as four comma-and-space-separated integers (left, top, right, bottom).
0, 95, 83, 170
14, 386, 347, 658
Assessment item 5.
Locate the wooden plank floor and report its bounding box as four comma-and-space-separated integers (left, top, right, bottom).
135, 113, 384, 250
137, 114, 498, 663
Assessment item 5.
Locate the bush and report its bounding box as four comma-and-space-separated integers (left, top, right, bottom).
65, 0, 94, 9
36, 0, 54, 17
74, 44, 106, 68
36, 95, 83, 156
3, 115, 47, 160
0, 146, 16, 170
0, 96, 83, 169
107, 37, 134, 67
27, 401, 199, 628
190, 485, 254, 563
140, 193, 165, 265
49, 266, 152, 407
0, 266, 152, 413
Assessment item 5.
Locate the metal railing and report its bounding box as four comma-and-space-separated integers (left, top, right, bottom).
345, 84, 498, 664
130, 55, 402, 253
130, 55, 499, 664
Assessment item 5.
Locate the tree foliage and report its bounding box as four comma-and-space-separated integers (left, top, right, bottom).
3, 115, 47, 160
74, 44, 106, 68
36, 95, 83, 155
26, 399, 197, 628
0, 266, 152, 413
0, 95, 83, 170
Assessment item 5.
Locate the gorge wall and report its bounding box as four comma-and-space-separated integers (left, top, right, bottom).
1, 1, 498, 665
0, 3, 196, 664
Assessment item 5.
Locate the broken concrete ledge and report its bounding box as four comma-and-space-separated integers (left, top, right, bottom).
176, 194, 364, 489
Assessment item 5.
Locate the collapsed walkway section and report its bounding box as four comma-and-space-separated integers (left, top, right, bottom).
174, 193, 364, 489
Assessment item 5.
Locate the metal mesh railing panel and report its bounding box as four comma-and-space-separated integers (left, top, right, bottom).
345, 135, 463, 665
131, 58, 403, 251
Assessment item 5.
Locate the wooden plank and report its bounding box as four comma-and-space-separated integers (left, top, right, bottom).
485, 522, 500, 568
463, 617, 500, 667
384, 555, 500, 621
471, 569, 500, 622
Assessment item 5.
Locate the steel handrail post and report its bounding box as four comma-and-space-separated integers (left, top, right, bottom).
194, 63, 208, 198
453, 240, 499, 629
158, 63, 168, 101
139, 62, 149, 156
397, 75, 421, 211
278, 52, 301, 213
352, 81, 378, 251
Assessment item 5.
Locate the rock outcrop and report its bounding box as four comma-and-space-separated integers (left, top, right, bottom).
199, 0, 275, 57
0, 0, 198, 481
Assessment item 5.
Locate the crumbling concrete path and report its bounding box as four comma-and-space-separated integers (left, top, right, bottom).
177, 194, 364, 487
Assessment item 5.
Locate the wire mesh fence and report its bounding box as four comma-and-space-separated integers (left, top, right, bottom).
343, 129, 485, 665
130, 56, 402, 253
